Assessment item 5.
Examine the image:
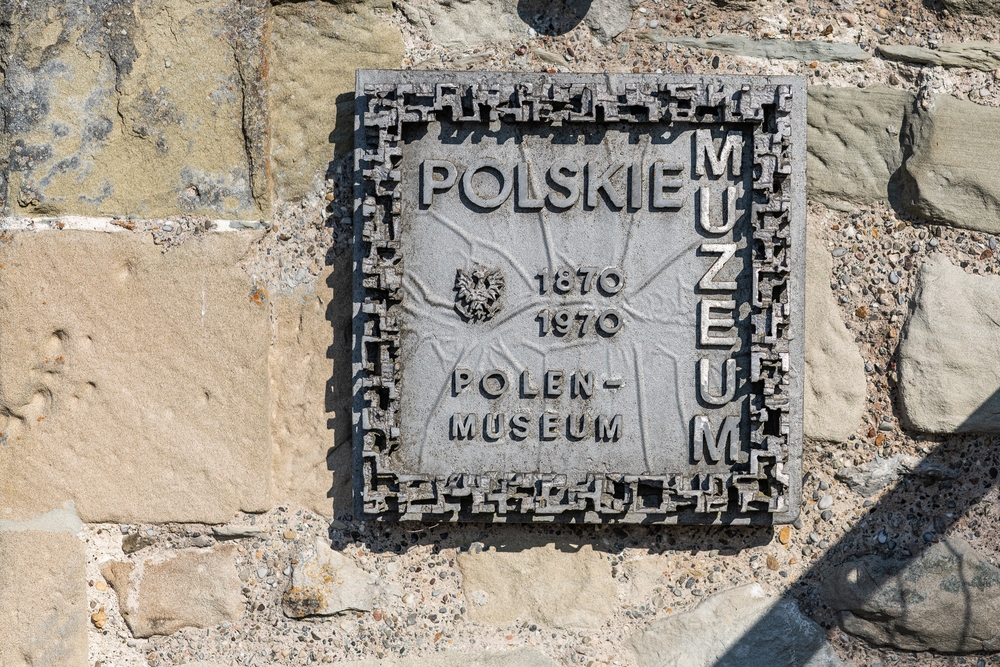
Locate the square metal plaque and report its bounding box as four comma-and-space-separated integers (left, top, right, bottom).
353, 70, 805, 524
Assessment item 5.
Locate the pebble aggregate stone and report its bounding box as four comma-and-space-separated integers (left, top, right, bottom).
15, 0, 1000, 665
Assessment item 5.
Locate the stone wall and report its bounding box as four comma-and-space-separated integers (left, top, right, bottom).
2, 0, 1000, 666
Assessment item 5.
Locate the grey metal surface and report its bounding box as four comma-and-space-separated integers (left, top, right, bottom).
353, 70, 806, 524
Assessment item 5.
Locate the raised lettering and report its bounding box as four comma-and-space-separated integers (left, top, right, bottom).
547, 160, 580, 210
692, 415, 740, 463
510, 412, 531, 439
699, 299, 737, 347
698, 186, 739, 235
545, 370, 564, 397
698, 243, 738, 291
451, 413, 477, 440
652, 161, 683, 208
461, 158, 513, 209
568, 413, 592, 439
695, 130, 743, 177
698, 357, 737, 406
516, 162, 544, 209
586, 162, 625, 208
484, 413, 505, 440
453, 368, 473, 394
481, 369, 509, 398
521, 370, 539, 398
421, 160, 457, 206
541, 412, 561, 440
596, 414, 622, 441
573, 372, 594, 399
629, 162, 642, 209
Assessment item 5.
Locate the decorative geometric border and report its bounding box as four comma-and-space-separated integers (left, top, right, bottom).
353, 71, 806, 524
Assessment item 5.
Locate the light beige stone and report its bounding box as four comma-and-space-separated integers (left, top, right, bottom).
0, 231, 271, 523
0, 529, 88, 667
3, 0, 267, 218
349, 649, 559, 667
101, 545, 244, 638
269, 268, 346, 517
898, 254, 1000, 433
804, 224, 866, 441
283, 537, 378, 617
456, 543, 615, 629
270, 2, 404, 200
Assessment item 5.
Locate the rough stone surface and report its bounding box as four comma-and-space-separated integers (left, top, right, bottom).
941, 0, 1000, 17
804, 223, 866, 442
825, 537, 1000, 652
416, 0, 530, 50
628, 583, 846, 667
878, 42, 1000, 72
0, 231, 271, 523
101, 545, 244, 638
270, 1, 404, 200
806, 86, 914, 204
1, 0, 268, 218
0, 528, 87, 667
456, 544, 615, 629
901, 94, 1000, 234
270, 270, 340, 517
283, 537, 379, 617
835, 455, 959, 497
898, 254, 1000, 434
641, 34, 871, 62
585, 0, 633, 42
350, 649, 559, 667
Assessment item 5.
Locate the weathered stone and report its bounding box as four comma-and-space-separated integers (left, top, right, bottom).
628, 583, 845, 667
0, 0, 268, 218
900, 94, 1000, 234
101, 545, 243, 638
806, 86, 913, 204
804, 223, 866, 442
825, 537, 1000, 652
0, 505, 82, 532
422, 0, 530, 50
283, 537, 378, 617
941, 0, 1000, 18
0, 528, 88, 667
835, 454, 958, 497
0, 231, 271, 523
270, 270, 341, 517
456, 543, 615, 629
585, 0, 633, 42
641, 34, 871, 62
269, 1, 404, 200
878, 42, 1000, 72
350, 649, 559, 667
898, 254, 1000, 433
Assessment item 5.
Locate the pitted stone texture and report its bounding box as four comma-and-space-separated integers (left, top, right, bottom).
825, 537, 1000, 652
0, 231, 271, 523
415, 0, 530, 50
942, 0, 1000, 17
351, 649, 559, 667
1, 0, 267, 218
901, 94, 1000, 234
804, 223, 866, 442
270, 270, 343, 517
283, 537, 379, 617
806, 86, 913, 204
898, 254, 1000, 433
270, 1, 404, 200
456, 543, 615, 629
0, 529, 88, 667
628, 583, 845, 667
101, 545, 243, 638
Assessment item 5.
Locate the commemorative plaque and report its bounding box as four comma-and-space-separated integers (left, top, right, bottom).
353, 71, 805, 524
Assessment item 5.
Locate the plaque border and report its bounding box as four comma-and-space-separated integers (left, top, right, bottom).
353, 70, 806, 524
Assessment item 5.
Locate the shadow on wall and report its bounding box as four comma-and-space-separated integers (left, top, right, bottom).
516, 0, 592, 36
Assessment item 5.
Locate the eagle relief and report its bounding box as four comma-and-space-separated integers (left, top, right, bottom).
454, 265, 505, 322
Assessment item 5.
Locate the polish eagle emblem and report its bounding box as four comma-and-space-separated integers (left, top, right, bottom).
454, 265, 505, 322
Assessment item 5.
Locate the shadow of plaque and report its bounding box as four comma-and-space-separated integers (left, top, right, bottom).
353, 71, 806, 524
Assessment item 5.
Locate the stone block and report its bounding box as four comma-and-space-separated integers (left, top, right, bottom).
456, 543, 615, 629
269, 1, 404, 200
101, 544, 244, 638
1, 0, 268, 218
806, 86, 914, 204
825, 537, 1000, 652
942, 0, 1000, 17
898, 254, 1000, 433
283, 537, 379, 617
0, 528, 88, 667
878, 42, 1000, 72
628, 583, 845, 667
803, 223, 866, 442
901, 94, 1000, 234
0, 231, 271, 523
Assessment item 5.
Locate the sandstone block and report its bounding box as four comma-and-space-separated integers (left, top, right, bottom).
804, 224, 866, 442
0, 528, 88, 667
0, 231, 271, 523
806, 86, 914, 204
420, 0, 530, 50
101, 545, 244, 638
628, 583, 845, 667
2, 0, 267, 218
283, 537, 378, 617
270, 2, 404, 200
825, 537, 1000, 652
878, 42, 1000, 72
350, 649, 559, 667
941, 0, 1000, 17
456, 543, 615, 629
898, 254, 1000, 433
901, 94, 1000, 234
